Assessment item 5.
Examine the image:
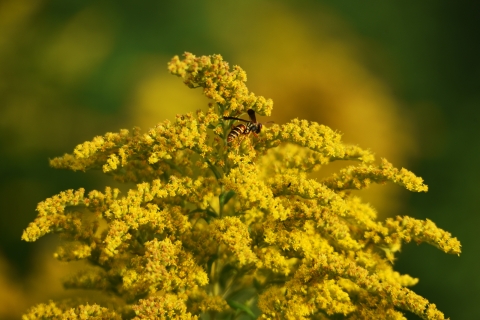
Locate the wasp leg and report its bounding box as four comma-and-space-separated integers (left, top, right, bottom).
251, 132, 263, 145
245, 133, 257, 152
230, 134, 244, 154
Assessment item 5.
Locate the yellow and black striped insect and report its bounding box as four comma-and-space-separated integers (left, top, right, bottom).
223, 109, 268, 143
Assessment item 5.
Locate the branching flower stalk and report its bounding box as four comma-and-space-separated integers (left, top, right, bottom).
22, 53, 461, 320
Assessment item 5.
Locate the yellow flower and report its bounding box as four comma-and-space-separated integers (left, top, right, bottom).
22, 53, 460, 320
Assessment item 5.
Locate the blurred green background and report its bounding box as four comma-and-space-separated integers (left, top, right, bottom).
0, 0, 478, 318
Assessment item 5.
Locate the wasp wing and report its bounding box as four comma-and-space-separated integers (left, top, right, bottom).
247, 109, 257, 123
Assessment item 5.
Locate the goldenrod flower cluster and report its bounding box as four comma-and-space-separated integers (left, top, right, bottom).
22, 53, 461, 320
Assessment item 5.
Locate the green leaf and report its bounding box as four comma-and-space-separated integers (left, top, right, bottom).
188, 208, 204, 215
226, 300, 255, 318
206, 209, 218, 217
219, 190, 236, 206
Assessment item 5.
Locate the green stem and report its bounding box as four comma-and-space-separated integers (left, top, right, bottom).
206, 159, 222, 180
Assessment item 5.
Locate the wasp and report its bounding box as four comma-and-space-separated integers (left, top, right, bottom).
223, 109, 269, 143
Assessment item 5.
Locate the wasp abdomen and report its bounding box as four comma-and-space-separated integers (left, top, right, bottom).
227, 124, 248, 143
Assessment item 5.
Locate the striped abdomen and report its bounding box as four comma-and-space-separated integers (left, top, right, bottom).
227, 124, 248, 143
